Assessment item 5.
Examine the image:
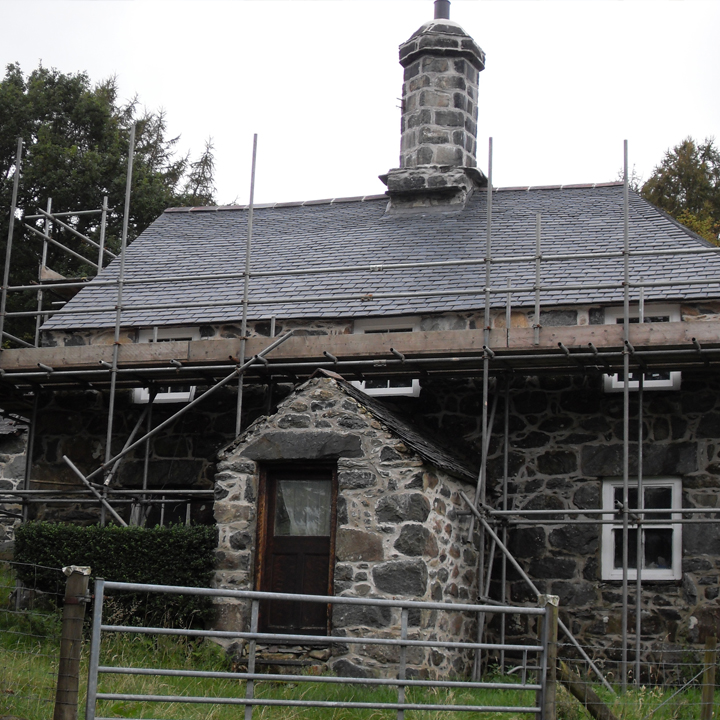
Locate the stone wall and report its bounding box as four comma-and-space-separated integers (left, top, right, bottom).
213, 376, 478, 678
39, 301, 720, 349
0, 419, 27, 555
388, 370, 720, 660
24, 383, 285, 525
29, 305, 720, 660
39, 318, 354, 349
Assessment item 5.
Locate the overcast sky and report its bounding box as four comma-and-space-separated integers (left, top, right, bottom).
1, 0, 718, 206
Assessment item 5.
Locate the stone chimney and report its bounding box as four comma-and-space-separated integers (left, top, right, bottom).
381, 1, 487, 211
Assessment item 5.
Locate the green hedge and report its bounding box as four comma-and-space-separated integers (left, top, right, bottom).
13, 522, 218, 627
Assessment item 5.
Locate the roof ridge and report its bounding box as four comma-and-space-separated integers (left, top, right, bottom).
493, 181, 624, 193
164, 193, 389, 214
164, 183, 625, 213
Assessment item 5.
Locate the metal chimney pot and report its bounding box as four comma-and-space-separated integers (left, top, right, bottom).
434, 0, 450, 20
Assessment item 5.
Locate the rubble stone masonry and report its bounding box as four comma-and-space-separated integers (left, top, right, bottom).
395, 370, 720, 661
213, 377, 478, 678
0, 420, 26, 554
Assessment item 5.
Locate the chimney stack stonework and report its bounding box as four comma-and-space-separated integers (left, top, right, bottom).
381, 10, 487, 211
399, 28, 482, 170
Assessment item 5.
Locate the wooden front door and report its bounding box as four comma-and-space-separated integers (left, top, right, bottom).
257, 465, 336, 635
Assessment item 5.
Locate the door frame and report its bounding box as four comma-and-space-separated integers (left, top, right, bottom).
254, 462, 338, 634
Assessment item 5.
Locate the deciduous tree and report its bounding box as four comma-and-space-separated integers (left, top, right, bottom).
0, 63, 216, 341
641, 137, 720, 243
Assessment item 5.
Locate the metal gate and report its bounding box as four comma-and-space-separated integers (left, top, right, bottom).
86, 580, 556, 719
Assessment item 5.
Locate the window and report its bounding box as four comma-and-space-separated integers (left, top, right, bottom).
603, 305, 681, 392
350, 317, 421, 397
601, 478, 682, 581
132, 327, 199, 404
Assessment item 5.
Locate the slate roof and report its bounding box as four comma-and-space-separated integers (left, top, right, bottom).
43, 183, 720, 331
331, 373, 477, 483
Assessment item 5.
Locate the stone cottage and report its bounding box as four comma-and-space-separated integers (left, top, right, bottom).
213, 371, 478, 677
2, 0, 720, 672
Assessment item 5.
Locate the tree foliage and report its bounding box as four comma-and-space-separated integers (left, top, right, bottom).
641, 137, 720, 244
0, 63, 216, 340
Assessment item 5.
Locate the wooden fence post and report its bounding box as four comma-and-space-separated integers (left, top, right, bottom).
537, 594, 559, 720
53, 566, 91, 720
701, 635, 717, 720
558, 661, 619, 720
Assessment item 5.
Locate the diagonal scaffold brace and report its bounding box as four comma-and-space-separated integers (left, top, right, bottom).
61, 331, 294, 513
459, 490, 614, 695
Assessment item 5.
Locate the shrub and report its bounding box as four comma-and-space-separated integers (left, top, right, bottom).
13, 522, 217, 627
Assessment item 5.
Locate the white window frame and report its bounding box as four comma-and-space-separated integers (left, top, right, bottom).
601, 477, 682, 581
350, 317, 421, 397
132, 327, 200, 404
603, 304, 681, 392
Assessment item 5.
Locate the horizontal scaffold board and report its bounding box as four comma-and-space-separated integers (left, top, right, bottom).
2, 321, 720, 375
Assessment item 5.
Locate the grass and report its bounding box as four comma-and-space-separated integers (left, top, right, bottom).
91, 633, 539, 720
2, 561, 720, 720
0, 563, 63, 720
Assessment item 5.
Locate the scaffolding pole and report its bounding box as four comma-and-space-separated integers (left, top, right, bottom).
72, 331, 292, 487
635, 373, 644, 685
7, 339, 720, 393
20, 391, 39, 522
236, 134, 258, 437
34, 198, 52, 347
499, 377, 510, 672
102, 124, 135, 523
6, 241, 720, 303
33, 206, 115, 261
472, 137, 493, 681
98, 196, 109, 270
10, 273, 720, 324
621, 139, 630, 691
533, 214, 541, 346
459, 490, 615, 694
0, 138, 23, 348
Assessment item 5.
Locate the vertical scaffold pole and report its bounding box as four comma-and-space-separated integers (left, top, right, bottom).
34, 198, 52, 347
236, 134, 258, 437
500, 376, 510, 671
97, 196, 108, 272
635, 286, 645, 684
621, 139, 630, 691
140, 400, 153, 526
472, 137, 492, 681
22, 390, 40, 522
635, 373, 644, 684
103, 125, 135, 521
534, 214, 541, 346
0, 138, 23, 348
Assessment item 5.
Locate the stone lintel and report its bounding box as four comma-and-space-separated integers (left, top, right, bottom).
241, 430, 362, 461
